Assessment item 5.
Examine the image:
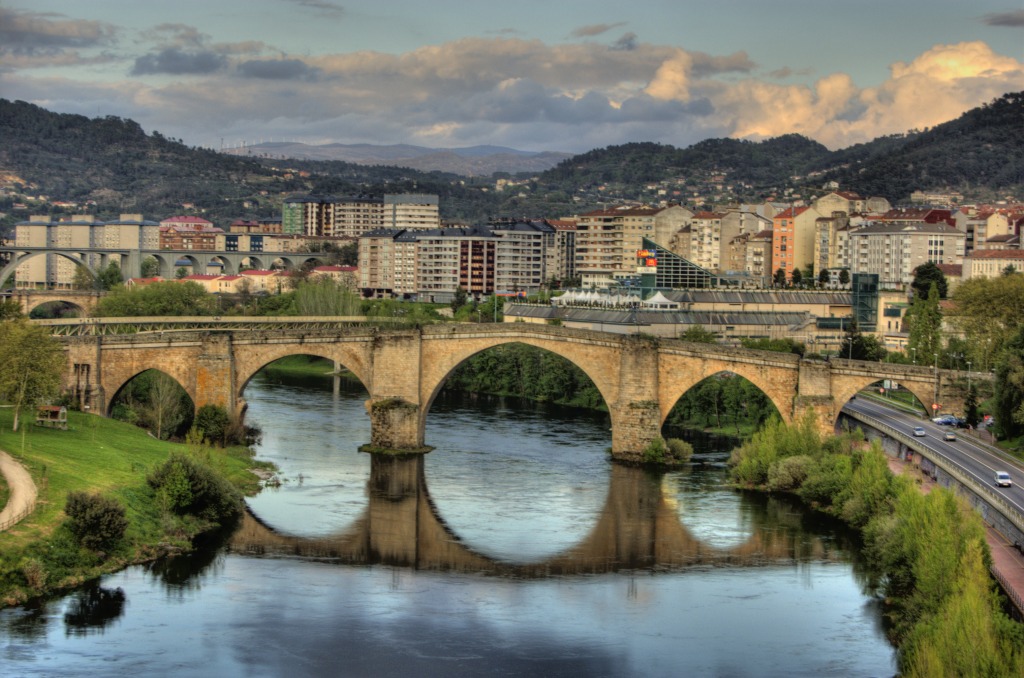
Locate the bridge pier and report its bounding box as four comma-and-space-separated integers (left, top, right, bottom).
364, 397, 432, 453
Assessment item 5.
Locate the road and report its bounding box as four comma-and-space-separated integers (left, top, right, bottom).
843, 397, 1024, 518
0, 449, 37, 530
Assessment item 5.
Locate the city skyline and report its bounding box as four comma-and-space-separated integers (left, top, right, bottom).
1, 1, 1023, 154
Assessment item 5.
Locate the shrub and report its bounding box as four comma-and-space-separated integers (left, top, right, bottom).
147, 453, 242, 522
64, 492, 128, 551
665, 438, 694, 463
766, 455, 813, 491
194, 405, 231, 445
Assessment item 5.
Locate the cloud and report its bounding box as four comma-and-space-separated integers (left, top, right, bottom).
981, 10, 1024, 28
571, 23, 627, 38
0, 7, 116, 53
132, 49, 228, 75
237, 59, 321, 80
280, 0, 345, 18
611, 33, 638, 51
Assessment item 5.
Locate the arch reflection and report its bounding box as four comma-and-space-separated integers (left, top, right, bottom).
231, 454, 850, 575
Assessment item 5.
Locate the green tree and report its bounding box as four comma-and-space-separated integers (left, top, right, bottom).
64, 492, 128, 551
141, 256, 160, 278
0, 319, 65, 431
773, 268, 786, 287
963, 383, 980, 428
294, 278, 360, 315
1002, 264, 1017, 277
97, 261, 123, 290
838, 269, 850, 286
906, 282, 942, 365
791, 267, 803, 288
950, 274, 1024, 370
0, 299, 23, 320
680, 325, 717, 343
911, 261, 948, 300
95, 281, 216, 316
818, 268, 830, 287
840, 318, 887, 361
450, 286, 468, 314
72, 265, 96, 291
993, 325, 1024, 440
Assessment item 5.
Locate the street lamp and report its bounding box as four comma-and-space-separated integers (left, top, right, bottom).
910, 347, 916, 365
966, 361, 972, 393
933, 353, 939, 415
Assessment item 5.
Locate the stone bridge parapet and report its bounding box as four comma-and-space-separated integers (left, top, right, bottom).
53, 321, 982, 461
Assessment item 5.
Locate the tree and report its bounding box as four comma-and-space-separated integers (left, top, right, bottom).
993, 325, 1024, 440
838, 269, 850, 287
950, 274, 1024, 370
963, 383, 980, 428
175, 267, 188, 279
680, 325, 717, 343
97, 261, 123, 290
1003, 264, 1018, 277
0, 319, 65, 431
0, 299, 23, 321
906, 281, 942, 365
64, 492, 128, 551
96, 281, 216, 316
773, 268, 787, 287
818, 268, 830, 287
73, 265, 96, 291
450, 286, 468, 314
839, 318, 887, 361
911, 261, 948, 300
141, 256, 160, 278
791, 267, 803, 288
146, 371, 187, 440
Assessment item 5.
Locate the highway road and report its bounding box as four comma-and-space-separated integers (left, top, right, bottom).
843, 397, 1024, 519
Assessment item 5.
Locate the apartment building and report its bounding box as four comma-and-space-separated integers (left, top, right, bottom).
813, 212, 850, 275
383, 194, 440, 230
772, 206, 821, 281
575, 206, 660, 288
719, 210, 772, 274
744, 230, 774, 281
14, 214, 160, 288
489, 220, 553, 292
159, 217, 224, 250
283, 194, 439, 237
953, 208, 1011, 254
359, 228, 419, 298
963, 249, 1024, 279
546, 219, 577, 283
848, 221, 965, 288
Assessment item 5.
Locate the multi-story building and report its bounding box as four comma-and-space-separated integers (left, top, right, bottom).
719, 210, 772, 274
744, 230, 774, 281
159, 217, 224, 251
813, 190, 864, 218
489, 220, 554, 293
546, 219, 577, 283
953, 208, 1011, 254
575, 206, 660, 288
848, 221, 965, 288
358, 228, 419, 298
687, 211, 726, 272
813, 212, 850, 275
383, 194, 440, 230
415, 227, 494, 301
772, 206, 821, 281
14, 214, 160, 288
963, 249, 1024, 279
282, 195, 334, 236
333, 195, 386, 237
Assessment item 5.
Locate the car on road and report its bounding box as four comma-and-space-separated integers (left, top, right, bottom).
943, 431, 957, 441
932, 415, 956, 425
995, 472, 1013, 487
913, 426, 927, 437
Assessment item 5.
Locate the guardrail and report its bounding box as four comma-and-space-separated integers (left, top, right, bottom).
0, 498, 36, 531
845, 408, 1024, 535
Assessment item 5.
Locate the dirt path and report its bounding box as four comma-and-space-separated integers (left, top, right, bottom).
0, 449, 38, 530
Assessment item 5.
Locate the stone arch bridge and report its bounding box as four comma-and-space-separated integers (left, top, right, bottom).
56, 320, 975, 462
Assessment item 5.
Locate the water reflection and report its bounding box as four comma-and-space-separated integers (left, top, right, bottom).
230, 454, 852, 575
62, 583, 126, 636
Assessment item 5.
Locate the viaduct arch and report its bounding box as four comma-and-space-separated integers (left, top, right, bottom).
56, 321, 976, 463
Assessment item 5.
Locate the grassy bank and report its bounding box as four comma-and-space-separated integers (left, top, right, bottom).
260, 355, 344, 379
0, 409, 268, 607
730, 414, 1024, 676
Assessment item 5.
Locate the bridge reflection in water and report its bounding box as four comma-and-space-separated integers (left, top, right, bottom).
230, 454, 844, 576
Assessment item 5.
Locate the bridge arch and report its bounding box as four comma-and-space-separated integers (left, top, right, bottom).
660, 370, 782, 436
107, 367, 196, 440
233, 343, 374, 409
0, 250, 97, 287
658, 352, 799, 429
28, 298, 87, 318
419, 336, 617, 444
105, 365, 195, 417
831, 373, 933, 419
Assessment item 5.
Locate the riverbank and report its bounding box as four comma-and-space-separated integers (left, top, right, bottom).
0, 409, 269, 607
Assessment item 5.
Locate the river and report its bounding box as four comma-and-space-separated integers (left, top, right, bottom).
0, 366, 896, 677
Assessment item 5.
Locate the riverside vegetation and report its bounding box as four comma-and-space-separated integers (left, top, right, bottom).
729, 413, 1024, 677
0, 407, 269, 607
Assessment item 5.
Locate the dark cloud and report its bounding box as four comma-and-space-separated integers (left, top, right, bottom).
281, 0, 345, 17
0, 8, 116, 53
981, 10, 1024, 27
611, 33, 637, 51
572, 22, 626, 38
131, 48, 228, 75
237, 59, 321, 81
689, 51, 756, 77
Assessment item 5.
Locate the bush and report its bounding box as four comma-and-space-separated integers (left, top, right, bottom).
194, 405, 231, 445
665, 438, 694, 463
64, 491, 128, 551
147, 453, 242, 522
766, 455, 813, 491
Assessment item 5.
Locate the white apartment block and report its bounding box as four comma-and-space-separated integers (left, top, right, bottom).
384, 194, 440, 230
575, 207, 659, 288
848, 222, 965, 288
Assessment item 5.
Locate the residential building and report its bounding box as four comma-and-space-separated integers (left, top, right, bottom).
848, 221, 965, 288
575, 206, 661, 288
359, 228, 419, 298
772, 206, 821, 281
332, 195, 385, 238
546, 219, 577, 283
159, 217, 224, 251
953, 208, 1011, 254
744, 230, 774, 282
963, 249, 1024, 279
384, 194, 440, 230
813, 212, 850, 275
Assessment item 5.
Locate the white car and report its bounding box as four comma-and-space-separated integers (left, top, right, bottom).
913, 427, 926, 437
995, 472, 1013, 488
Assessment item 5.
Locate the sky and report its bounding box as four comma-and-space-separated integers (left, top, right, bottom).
2, 0, 1023, 154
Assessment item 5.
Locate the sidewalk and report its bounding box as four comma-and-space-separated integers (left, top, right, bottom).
0, 449, 38, 531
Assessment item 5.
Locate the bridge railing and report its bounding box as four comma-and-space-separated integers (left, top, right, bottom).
845, 408, 1024, 534
33, 316, 405, 336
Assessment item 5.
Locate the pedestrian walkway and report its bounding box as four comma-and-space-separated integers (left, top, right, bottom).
0, 449, 38, 531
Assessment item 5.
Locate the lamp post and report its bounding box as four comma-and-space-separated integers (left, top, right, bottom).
910, 347, 916, 365
933, 352, 939, 415
966, 361, 972, 393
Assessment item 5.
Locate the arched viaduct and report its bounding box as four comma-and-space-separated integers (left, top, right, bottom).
58, 322, 973, 462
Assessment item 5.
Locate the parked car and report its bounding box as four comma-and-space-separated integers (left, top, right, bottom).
943, 431, 957, 441
932, 415, 955, 425
913, 427, 927, 437
995, 472, 1013, 487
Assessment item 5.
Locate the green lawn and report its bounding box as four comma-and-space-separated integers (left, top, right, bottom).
0, 408, 266, 604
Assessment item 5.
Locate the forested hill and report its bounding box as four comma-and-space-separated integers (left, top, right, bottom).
1, 92, 1021, 229
536, 91, 1024, 202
